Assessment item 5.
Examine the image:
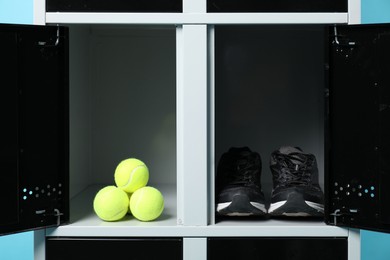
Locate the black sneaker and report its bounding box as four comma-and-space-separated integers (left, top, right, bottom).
269, 146, 324, 217
216, 147, 266, 216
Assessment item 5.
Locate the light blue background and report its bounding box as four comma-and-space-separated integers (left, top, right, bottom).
0, 0, 390, 259
360, 2, 390, 260
0, 0, 32, 24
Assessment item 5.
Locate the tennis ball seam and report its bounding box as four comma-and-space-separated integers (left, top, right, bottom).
108, 208, 127, 221
124, 165, 146, 188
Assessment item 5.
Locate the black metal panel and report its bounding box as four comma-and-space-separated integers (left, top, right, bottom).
208, 0, 347, 12
0, 30, 19, 228
0, 24, 69, 236
208, 237, 347, 260
326, 24, 390, 233
46, 237, 183, 260
47, 0, 182, 12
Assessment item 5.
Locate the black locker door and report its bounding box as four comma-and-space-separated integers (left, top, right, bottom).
46, 0, 182, 12
326, 23, 390, 233
208, 237, 347, 260
0, 24, 69, 236
46, 237, 183, 260
207, 0, 347, 12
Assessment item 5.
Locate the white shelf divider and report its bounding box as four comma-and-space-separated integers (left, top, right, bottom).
177, 24, 209, 226
45, 12, 349, 25
45, 185, 348, 238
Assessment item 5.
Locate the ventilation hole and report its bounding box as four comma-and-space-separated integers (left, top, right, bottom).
340, 187, 344, 191
365, 189, 369, 194
358, 192, 362, 197
23, 196, 27, 200
53, 188, 56, 192
358, 185, 362, 189
41, 189, 45, 194
23, 188, 27, 193
346, 192, 350, 196
29, 191, 33, 195
47, 185, 51, 189
334, 191, 338, 195
371, 193, 375, 198
334, 182, 338, 186
35, 194, 39, 198
58, 191, 62, 195
58, 183, 62, 187
47, 192, 51, 196
35, 187, 39, 191
371, 186, 375, 191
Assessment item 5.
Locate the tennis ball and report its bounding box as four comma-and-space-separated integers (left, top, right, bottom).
114, 158, 149, 193
130, 186, 164, 222
127, 192, 132, 214
93, 186, 129, 221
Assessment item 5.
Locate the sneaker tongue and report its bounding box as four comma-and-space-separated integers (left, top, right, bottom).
278, 146, 304, 165
278, 146, 302, 154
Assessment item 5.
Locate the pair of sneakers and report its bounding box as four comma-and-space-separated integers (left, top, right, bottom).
216, 146, 324, 217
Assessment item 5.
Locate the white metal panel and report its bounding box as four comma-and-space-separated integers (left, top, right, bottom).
33, 0, 45, 25
87, 26, 176, 186
348, 0, 361, 24
34, 229, 45, 260
45, 13, 348, 25
208, 25, 215, 226
45, 185, 348, 238
183, 238, 207, 260
47, 220, 349, 237
68, 25, 92, 199
177, 25, 208, 226
183, 0, 206, 13
348, 229, 361, 260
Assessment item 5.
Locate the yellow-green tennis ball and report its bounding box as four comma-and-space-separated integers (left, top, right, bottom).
114, 158, 149, 193
130, 186, 164, 222
93, 186, 129, 221
127, 192, 132, 214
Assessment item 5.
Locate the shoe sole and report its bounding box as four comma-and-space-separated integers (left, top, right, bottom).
268, 192, 324, 217
217, 194, 267, 216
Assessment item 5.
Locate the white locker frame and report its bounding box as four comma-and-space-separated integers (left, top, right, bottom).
33, 0, 362, 259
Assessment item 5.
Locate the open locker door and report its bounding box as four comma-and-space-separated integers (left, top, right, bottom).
0, 24, 69, 235
326, 23, 390, 233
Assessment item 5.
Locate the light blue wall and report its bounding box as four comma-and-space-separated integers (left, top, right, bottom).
0, 2, 34, 260
361, 1, 390, 258
0, 232, 33, 260
1, 1, 390, 260
0, 0, 33, 24
362, 0, 390, 24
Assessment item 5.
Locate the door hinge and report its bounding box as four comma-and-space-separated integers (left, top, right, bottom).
38, 25, 61, 47
332, 25, 356, 47
36, 208, 64, 226
330, 209, 342, 226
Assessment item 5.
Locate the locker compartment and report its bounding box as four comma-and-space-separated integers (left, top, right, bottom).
208, 237, 347, 260
66, 25, 177, 227
213, 25, 327, 222
207, 0, 347, 13
47, 0, 182, 12
46, 237, 183, 260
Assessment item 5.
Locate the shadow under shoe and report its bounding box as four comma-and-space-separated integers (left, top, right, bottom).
216, 147, 267, 217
